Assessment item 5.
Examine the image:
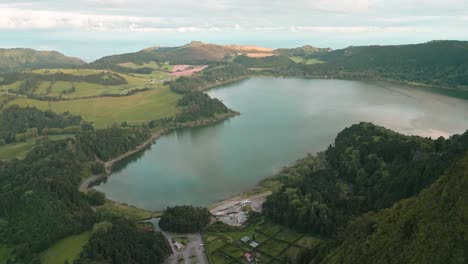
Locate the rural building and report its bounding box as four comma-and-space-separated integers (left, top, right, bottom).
244, 252, 255, 263
174, 241, 184, 251
240, 236, 251, 243
249, 241, 259, 248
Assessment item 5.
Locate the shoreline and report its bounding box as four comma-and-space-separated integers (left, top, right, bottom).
78, 111, 240, 194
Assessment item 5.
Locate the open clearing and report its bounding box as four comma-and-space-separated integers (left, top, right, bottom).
290, 56, 323, 65
203, 221, 322, 264
7, 86, 182, 127
40, 231, 91, 264
0, 245, 11, 264
0, 134, 74, 160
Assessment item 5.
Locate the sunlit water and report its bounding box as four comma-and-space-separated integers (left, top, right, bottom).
96, 78, 468, 210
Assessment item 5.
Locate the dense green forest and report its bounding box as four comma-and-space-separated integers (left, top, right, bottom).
168, 63, 249, 93
264, 123, 468, 237
233, 55, 294, 68
275, 41, 468, 92
317, 155, 468, 264
263, 123, 468, 263
76, 126, 151, 161
159, 206, 211, 233
75, 217, 171, 264
175, 91, 230, 122
0, 106, 82, 144
0, 107, 171, 263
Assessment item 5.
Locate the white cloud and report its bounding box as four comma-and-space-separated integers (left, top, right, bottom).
289, 26, 428, 34
307, 0, 378, 13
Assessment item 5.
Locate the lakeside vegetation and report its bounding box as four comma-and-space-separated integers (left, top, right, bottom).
159, 206, 211, 233
0, 40, 467, 264
261, 123, 468, 263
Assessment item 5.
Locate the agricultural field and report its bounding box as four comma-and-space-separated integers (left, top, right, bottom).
7, 86, 182, 127
203, 221, 322, 264
118, 61, 173, 71
39, 231, 91, 264
4, 69, 155, 98
290, 56, 323, 65
0, 134, 75, 160
118, 61, 173, 80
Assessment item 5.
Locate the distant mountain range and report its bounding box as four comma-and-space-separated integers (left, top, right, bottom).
0, 48, 85, 73
1, 40, 467, 91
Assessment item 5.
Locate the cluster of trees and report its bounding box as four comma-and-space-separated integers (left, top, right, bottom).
168, 63, 249, 93
75, 217, 171, 264
0, 139, 95, 263
308, 153, 468, 264
272, 40, 468, 92
263, 122, 468, 239
0, 71, 127, 95
76, 126, 151, 161
0, 105, 82, 144
0, 121, 168, 262
175, 91, 230, 122
159, 206, 211, 233
233, 55, 294, 68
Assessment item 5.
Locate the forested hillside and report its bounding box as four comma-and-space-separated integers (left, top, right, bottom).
0, 106, 82, 144
274, 41, 468, 91
0, 107, 172, 263
263, 123, 468, 263
0, 48, 84, 73
319, 154, 468, 264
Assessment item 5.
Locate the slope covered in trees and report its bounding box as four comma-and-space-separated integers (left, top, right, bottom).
262, 123, 468, 263
159, 206, 211, 233
263, 123, 468, 237
0, 105, 82, 144
76, 217, 171, 264
0, 48, 85, 73
320, 154, 468, 264
274, 41, 468, 93
0, 107, 171, 263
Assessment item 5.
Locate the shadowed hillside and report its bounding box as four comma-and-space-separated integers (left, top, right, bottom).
0, 48, 85, 73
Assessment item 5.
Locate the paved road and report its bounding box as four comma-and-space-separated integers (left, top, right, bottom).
143, 218, 209, 264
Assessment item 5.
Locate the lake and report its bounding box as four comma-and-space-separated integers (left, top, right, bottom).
95, 78, 468, 210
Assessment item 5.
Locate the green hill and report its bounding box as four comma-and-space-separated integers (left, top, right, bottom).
321, 153, 468, 264
90, 41, 275, 69
0, 48, 85, 73
303, 40, 468, 89
262, 123, 468, 263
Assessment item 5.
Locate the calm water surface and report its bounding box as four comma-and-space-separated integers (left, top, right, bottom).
96, 78, 468, 210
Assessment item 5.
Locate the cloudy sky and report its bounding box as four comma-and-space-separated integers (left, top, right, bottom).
1, 0, 467, 61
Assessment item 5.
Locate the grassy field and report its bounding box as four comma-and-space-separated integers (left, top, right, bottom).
290, 56, 323, 65
97, 200, 160, 221
7, 69, 154, 98
203, 221, 322, 264
0, 245, 11, 264
40, 231, 91, 264
7, 86, 181, 127
118, 61, 173, 71
118, 61, 173, 81
0, 134, 75, 160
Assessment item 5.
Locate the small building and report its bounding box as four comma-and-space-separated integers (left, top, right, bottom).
244, 253, 255, 263
249, 241, 259, 248
240, 236, 251, 243
174, 241, 184, 251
